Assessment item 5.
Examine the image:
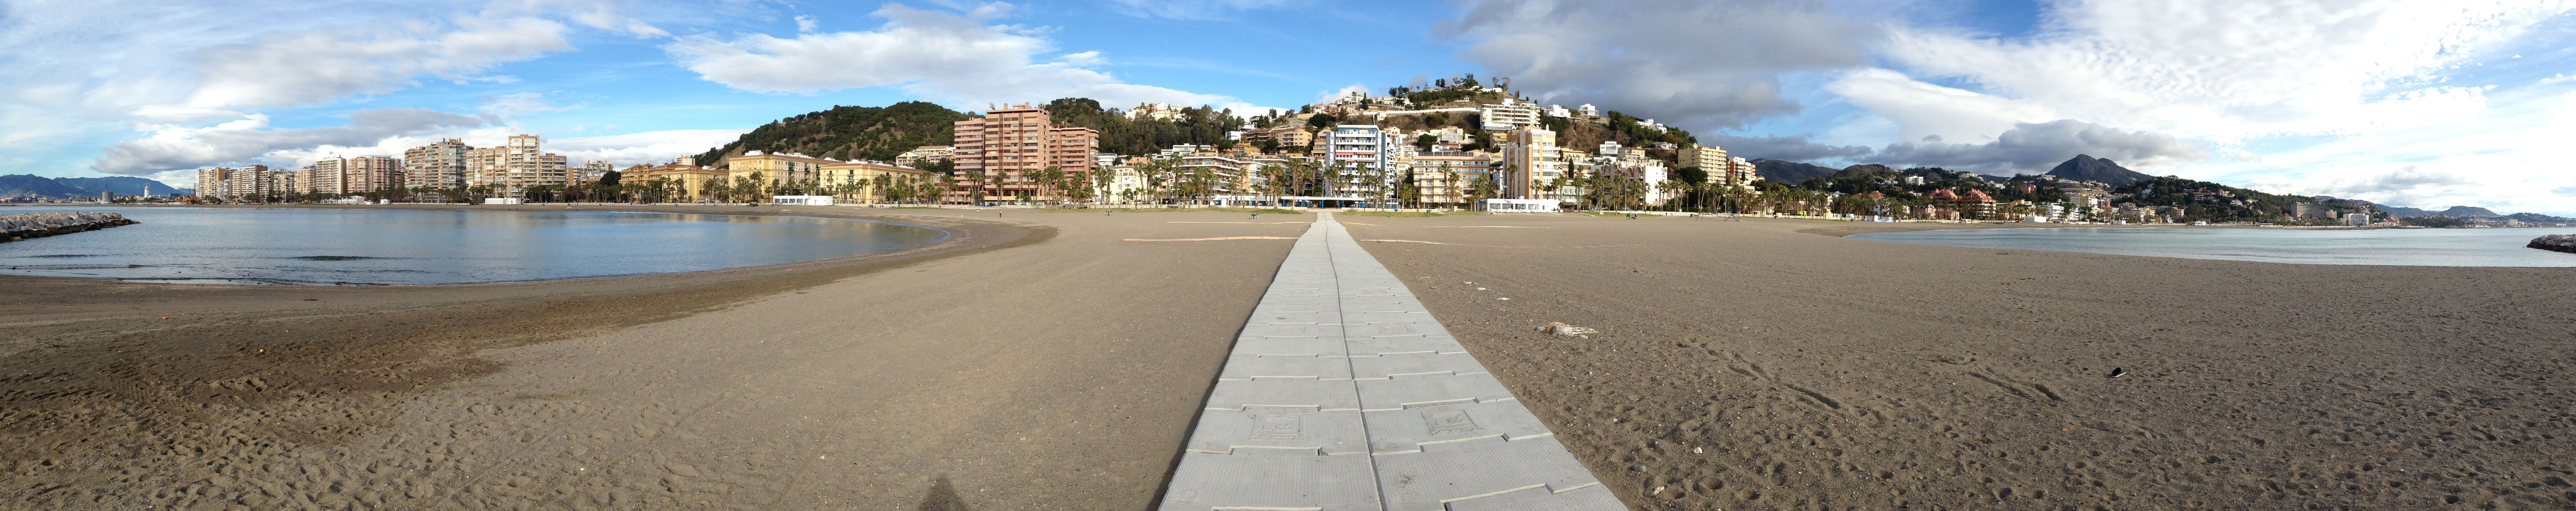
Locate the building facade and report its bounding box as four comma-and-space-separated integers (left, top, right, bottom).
465, 135, 570, 197
817, 160, 934, 203
947, 103, 1100, 203
1479, 98, 1542, 132
1412, 151, 1499, 206
1501, 127, 1564, 201
404, 139, 471, 192
727, 151, 836, 186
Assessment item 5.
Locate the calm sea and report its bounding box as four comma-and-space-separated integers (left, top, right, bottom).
1849, 226, 2576, 267
0, 206, 948, 284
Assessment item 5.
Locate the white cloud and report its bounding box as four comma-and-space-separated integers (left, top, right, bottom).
171, 16, 575, 113
1871, 119, 2205, 174
1825, 68, 2058, 145
663, 3, 1282, 114
545, 129, 753, 167
91, 108, 490, 175
1440, 0, 1877, 130
1876, 0, 2570, 141
795, 15, 820, 33
2223, 88, 2576, 216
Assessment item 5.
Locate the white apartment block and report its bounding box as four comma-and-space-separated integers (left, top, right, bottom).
1480, 98, 1543, 132
1321, 125, 1393, 200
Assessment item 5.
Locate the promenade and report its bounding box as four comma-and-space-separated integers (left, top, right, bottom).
1160, 214, 1620, 510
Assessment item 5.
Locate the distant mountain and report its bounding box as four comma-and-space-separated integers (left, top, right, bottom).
54, 176, 188, 196
2372, 205, 2501, 217
2044, 154, 2156, 185
0, 174, 91, 198
1748, 158, 1841, 184
2504, 212, 2575, 223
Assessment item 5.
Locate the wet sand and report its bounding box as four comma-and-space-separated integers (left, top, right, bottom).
1349, 213, 2576, 510
1, 204, 1302, 510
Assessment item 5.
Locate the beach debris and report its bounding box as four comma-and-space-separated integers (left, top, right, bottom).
1628, 465, 1646, 472
1496, 297, 1510, 300
1476, 287, 1487, 290
1538, 322, 1597, 338
1693, 447, 1703, 454
2108, 367, 2129, 378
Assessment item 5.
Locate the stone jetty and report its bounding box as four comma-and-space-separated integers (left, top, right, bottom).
1, 211, 138, 242
2533, 233, 2576, 254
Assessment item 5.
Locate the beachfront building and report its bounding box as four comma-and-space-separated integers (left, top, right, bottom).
465, 135, 570, 198
818, 160, 934, 203
949, 103, 1101, 203
404, 139, 471, 199
1500, 127, 1564, 202
622, 162, 729, 202
1412, 151, 1499, 207
726, 151, 835, 189
194, 167, 233, 200
309, 156, 400, 196
1316, 125, 1396, 205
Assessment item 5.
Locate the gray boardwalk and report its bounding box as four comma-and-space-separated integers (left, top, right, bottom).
1158, 214, 1625, 511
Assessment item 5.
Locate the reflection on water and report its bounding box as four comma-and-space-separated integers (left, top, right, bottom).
1850, 227, 2576, 267
0, 206, 947, 285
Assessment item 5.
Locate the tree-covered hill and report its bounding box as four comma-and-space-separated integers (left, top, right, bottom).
1038, 98, 1241, 156
691, 98, 1246, 167
693, 101, 969, 166
2113, 176, 2356, 223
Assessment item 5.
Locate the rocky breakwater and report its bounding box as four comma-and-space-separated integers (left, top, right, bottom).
1, 211, 139, 242
2531, 233, 2576, 254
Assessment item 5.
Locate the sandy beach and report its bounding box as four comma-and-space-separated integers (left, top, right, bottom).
5, 206, 2573, 510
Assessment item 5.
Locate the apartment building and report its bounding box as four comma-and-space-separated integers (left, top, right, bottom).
311, 158, 346, 195
465, 135, 570, 197
1321, 125, 1393, 200
293, 166, 317, 194
1480, 98, 1543, 132
575, 161, 613, 185
894, 145, 953, 169
1502, 127, 1564, 201
1412, 151, 1499, 205
818, 160, 934, 203
194, 167, 232, 200
948, 103, 1100, 203
227, 165, 275, 200
1677, 144, 1728, 172
345, 157, 401, 194
404, 139, 471, 191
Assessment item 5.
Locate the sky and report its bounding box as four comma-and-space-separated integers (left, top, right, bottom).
4, 0, 2574, 215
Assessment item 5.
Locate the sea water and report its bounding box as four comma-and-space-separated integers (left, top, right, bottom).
0, 206, 948, 284
1849, 226, 2576, 267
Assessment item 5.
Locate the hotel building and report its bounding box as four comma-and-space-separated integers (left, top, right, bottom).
818, 160, 935, 203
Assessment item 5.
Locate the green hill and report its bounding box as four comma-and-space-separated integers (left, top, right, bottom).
692, 101, 971, 166
692, 98, 1246, 169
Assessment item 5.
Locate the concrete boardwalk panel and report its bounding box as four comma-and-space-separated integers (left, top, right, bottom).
1159, 214, 1623, 511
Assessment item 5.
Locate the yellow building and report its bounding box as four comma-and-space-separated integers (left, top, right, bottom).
1501, 127, 1562, 200
725, 150, 837, 186
818, 160, 934, 203
624, 164, 730, 202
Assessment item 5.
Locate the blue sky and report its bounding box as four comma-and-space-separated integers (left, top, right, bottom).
5, 0, 2574, 215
